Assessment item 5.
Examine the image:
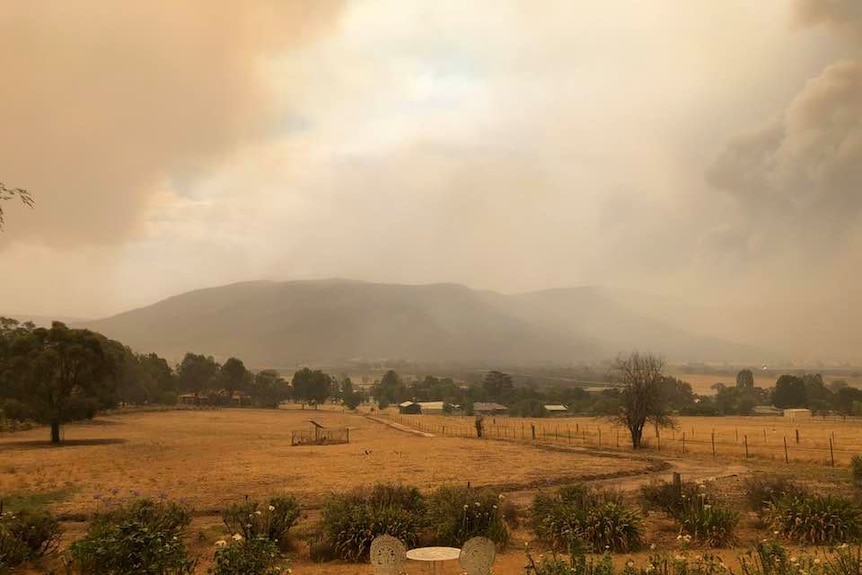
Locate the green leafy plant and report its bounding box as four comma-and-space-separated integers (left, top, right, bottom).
0, 507, 62, 570
320, 483, 426, 562
639, 479, 703, 515
67, 497, 196, 575
427, 485, 510, 547
531, 484, 642, 553
222, 495, 300, 550
673, 492, 739, 548
207, 537, 288, 575
743, 475, 808, 512
767, 494, 862, 545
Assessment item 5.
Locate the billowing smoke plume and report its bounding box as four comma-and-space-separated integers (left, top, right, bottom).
0, 1, 343, 245
704, 1, 862, 269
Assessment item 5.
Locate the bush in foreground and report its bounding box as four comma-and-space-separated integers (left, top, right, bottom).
320, 483, 426, 562
208, 537, 287, 575
0, 507, 62, 571
767, 494, 862, 545
531, 483, 641, 553
67, 498, 196, 575
743, 474, 808, 512
222, 495, 300, 550
427, 485, 511, 547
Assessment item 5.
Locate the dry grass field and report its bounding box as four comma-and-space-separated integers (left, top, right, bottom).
392, 412, 862, 466
3, 407, 860, 574
0, 406, 667, 574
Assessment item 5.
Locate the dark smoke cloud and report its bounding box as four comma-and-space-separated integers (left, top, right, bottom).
0, 1, 343, 246
795, 0, 862, 40
708, 60, 862, 225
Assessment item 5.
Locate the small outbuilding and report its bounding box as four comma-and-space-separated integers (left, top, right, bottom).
752, 405, 782, 416
473, 402, 508, 415
783, 408, 812, 421
398, 401, 421, 414
544, 404, 569, 416
417, 401, 446, 415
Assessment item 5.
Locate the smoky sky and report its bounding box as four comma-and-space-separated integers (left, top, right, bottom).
0, 0, 859, 362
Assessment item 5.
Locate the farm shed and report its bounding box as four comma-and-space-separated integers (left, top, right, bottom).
398, 401, 421, 414
417, 401, 446, 415
783, 408, 812, 420
752, 405, 782, 416
544, 404, 569, 416
473, 402, 508, 415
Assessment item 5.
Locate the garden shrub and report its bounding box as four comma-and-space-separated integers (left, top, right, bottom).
639, 479, 702, 515
532, 483, 642, 553
673, 497, 739, 548
767, 494, 862, 545
743, 474, 808, 512
222, 495, 300, 550
67, 498, 196, 575
427, 485, 510, 547
320, 483, 426, 562
207, 537, 287, 575
0, 507, 62, 570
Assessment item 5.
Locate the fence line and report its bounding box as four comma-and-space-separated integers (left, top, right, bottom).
390, 414, 862, 466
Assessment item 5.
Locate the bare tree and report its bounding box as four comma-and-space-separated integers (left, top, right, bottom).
0, 182, 34, 229
612, 351, 675, 449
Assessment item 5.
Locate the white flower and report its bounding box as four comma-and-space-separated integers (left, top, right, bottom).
650, 544, 656, 550
215, 539, 227, 547
626, 561, 634, 567
268, 505, 276, 511
232, 533, 244, 541
255, 510, 263, 516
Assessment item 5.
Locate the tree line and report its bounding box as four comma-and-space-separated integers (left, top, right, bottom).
0, 318, 363, 443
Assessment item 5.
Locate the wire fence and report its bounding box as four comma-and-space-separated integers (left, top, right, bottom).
389, 413, 862, 467
290, 427, 350, 446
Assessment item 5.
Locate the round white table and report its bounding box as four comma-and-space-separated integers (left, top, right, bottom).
406, 546, 461, 575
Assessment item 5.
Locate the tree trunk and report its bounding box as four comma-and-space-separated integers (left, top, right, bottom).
630, 425, 643, 449
50, 419, 61, 444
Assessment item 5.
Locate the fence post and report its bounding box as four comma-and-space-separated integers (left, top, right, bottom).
346, 428, 350, 444
744, 435, 749, 459
830, 436, 835, 467
531, 424, 536, 440
795, 429, 800, 444
682, 432, 686, 454
711, 432, 716, 457
598, 428, 602, 447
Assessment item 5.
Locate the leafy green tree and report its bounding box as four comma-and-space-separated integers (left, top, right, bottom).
0, 182, 33, 229
251, 369, 289, 408
176, 353, 219, 398
291, 368, 331, 409
736, 369, 754, 390
373, 370, 407, 409
1, 321, 117, 443
341, 377, 362, 410
772, 375, 807, 409
612, 352, 674, 449
220, 357, 248, 397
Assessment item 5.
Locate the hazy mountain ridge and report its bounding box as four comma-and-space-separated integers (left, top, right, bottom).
81, 279, 762, 367
82, 280, 756, 366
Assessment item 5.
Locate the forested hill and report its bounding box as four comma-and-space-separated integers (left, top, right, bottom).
82, 279, 759, 367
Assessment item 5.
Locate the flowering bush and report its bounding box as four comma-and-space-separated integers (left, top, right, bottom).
222, 495, 300, 550
207, 536, 289, 575
673, 493, 739, 548
427, 485, 511, 547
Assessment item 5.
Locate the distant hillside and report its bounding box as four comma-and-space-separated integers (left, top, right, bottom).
82, 279, 761, 367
